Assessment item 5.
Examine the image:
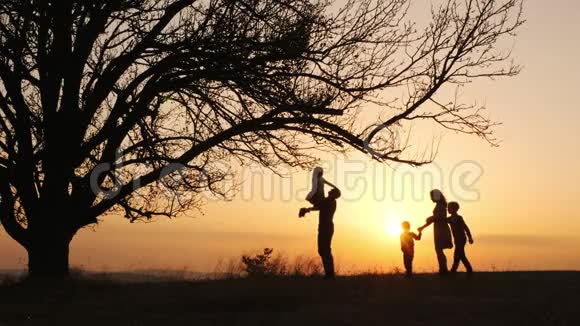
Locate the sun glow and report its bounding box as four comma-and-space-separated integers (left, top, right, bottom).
384, 222, 402, 237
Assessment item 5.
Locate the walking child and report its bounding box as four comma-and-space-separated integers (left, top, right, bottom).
400, 221, 422, 277
447, 202, 474, 274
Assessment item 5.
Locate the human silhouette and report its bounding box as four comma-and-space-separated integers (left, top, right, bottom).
418, 189, 453, 275
299, 167, 337, 217
314, 187, 341, 279
447, 202, 474, 275
400, 221, 422, 277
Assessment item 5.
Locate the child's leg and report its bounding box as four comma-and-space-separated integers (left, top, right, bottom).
461, 248, 473, 273
298, 206, 320, 217
403, 254, 413, 276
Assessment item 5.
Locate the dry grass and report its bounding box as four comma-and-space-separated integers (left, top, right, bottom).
213, 249, 323, 279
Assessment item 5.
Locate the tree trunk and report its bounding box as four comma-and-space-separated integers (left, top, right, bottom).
27, 237, 71, 278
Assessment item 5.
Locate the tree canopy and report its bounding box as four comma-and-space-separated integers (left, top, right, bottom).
0, 0, 523, 275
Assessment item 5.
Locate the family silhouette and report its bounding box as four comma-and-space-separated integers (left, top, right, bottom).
299, 168, 475, 279
416, 190, 475, 276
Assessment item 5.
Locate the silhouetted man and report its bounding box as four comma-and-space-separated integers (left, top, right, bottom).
317, 188, 341, 279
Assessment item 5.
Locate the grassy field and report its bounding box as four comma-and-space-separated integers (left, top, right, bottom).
0, 272, 578, 325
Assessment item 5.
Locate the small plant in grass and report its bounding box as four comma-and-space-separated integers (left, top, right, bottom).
242, 248, 275, 278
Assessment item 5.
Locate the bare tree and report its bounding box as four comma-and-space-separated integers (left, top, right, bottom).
0, 0, 523, 276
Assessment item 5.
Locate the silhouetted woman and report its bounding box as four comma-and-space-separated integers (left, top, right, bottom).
418, 189, 453, 275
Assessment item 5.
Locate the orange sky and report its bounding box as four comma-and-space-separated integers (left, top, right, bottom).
1, 1, 579, 273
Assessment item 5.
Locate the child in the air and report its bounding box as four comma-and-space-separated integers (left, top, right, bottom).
298, 167, 337, 217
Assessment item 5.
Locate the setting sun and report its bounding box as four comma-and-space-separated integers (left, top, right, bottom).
385, 222, 402, 237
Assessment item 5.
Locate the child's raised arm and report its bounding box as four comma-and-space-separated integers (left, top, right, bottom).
323, 178, 337, 189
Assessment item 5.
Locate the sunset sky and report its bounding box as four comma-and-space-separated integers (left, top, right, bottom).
1, 0, 579, 273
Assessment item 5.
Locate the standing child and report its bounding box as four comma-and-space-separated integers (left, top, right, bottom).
447, 202, 474, 274
299, 167, 337, 217
400, 221, 422, 277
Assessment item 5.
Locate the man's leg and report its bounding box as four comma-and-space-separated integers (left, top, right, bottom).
435, 248, 448, 274
325, 228, 335, 278
318, 228, 335, 278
